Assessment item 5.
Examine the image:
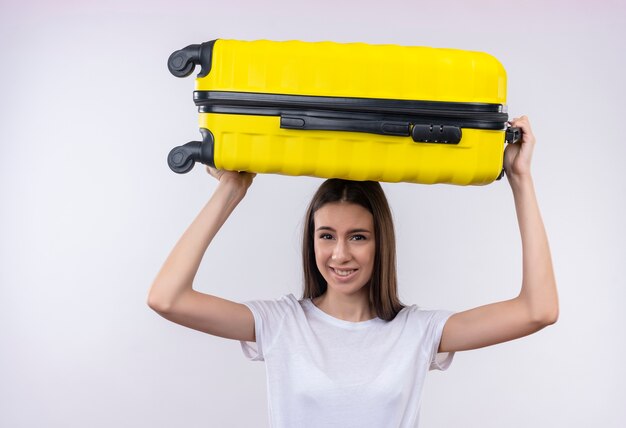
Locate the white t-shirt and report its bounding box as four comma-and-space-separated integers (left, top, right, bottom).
240, 294, 454, 428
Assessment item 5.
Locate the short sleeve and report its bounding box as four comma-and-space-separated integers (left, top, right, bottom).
426, 310, 455, 371
239, 294, 297, 361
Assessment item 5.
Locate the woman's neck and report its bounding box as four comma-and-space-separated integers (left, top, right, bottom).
312, 289, 374, 322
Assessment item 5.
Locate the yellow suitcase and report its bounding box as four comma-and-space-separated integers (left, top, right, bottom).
166, 39, 519, 185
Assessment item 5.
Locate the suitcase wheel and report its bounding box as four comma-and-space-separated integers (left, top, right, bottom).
168, 144, 198, 174
167, 129, 216, 174
168, 41, 217, 78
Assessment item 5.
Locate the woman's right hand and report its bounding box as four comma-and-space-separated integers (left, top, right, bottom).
206, 166, 256, 198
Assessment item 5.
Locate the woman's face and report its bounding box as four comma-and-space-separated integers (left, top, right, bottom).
313, 202, 376, 298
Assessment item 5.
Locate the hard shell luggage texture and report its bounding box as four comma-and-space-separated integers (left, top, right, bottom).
167, 39, 519, 185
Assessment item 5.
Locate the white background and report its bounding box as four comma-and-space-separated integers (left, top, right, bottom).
1, 0, 624, 426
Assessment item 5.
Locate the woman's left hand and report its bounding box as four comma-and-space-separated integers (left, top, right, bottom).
503, 115, 536, 180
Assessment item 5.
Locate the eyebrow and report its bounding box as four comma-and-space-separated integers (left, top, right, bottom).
315, 226, 372, 234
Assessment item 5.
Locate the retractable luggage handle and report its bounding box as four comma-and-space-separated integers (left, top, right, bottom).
505, 126, 521, 145
496, 126, 522, 180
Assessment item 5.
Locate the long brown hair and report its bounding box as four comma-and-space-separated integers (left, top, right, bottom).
302, 179, 404, 321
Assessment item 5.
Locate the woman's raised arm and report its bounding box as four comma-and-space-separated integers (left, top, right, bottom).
147, 168, 256, 341
439, 116, 559, 353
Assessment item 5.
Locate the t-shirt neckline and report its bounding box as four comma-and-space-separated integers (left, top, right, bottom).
302, 298, 384, 329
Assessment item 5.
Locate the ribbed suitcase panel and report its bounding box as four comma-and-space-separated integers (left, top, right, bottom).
202, 114, 503, 185
197, 40, 506, 105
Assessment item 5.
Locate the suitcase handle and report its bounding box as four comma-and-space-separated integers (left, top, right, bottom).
168, 40, 217, 78
495, 126, 522, 180
167, 129, 215, 174
280, 115, 410, 136
505, 126, 521, 144
281, 115, 463, 144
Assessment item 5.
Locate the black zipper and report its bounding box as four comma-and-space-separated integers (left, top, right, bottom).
196, 91, 506, 121
194, 91, 509, 144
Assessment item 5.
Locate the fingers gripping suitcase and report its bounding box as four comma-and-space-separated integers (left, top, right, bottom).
166, 39, 519, 185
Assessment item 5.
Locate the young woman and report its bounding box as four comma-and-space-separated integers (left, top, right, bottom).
148, 116, 558, 427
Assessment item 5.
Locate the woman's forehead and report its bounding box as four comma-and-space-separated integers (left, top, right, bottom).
313, 202, 374, 230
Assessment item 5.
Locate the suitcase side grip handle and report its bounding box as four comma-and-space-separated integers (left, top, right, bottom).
280, 115, 410, 136
280, 116, 464, 144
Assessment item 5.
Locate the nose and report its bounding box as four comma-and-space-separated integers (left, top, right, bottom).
331, 240, 351, 263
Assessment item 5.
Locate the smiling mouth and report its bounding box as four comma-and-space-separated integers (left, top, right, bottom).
331, 268, 357, 277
